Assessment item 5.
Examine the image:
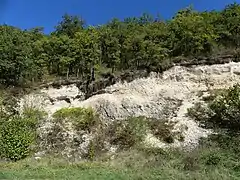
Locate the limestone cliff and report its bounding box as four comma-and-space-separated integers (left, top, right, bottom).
20, 62, 240, 158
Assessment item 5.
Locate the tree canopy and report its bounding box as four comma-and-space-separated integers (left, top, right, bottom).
0, 3, 240, 86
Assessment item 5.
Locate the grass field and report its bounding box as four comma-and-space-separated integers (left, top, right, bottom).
1, 137, 240, 180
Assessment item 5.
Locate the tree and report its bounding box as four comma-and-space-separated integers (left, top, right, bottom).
74, 27, 100, 79
99, 26, 121, 72
39, 35, 77, 78
0, 3, 240, 87
168, 8, 218, 56
138, 13, 154, 25
220, 3, 240, 47
54, 14, 85, 38
0, 25, 38, 85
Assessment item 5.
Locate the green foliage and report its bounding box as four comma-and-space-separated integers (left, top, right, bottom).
0, 98, 45, 161
0, 117, 36, 161
168, 7, 218, 56
1, 3, 240, 86
54, 14, 85, 38
109, 117, 148, 149
1, 133, 240, 179
182, 153, 200, 171
0, 108, 45, 162
220, 3, 240, 47
21, 108, 47, 129
0, 26, 41, 85
86, 140, 95, 161
148, 119, 176, 143
187, 102, 209, 123
203, 153, 221, 166
0, 90, 19, 121
185, 85, 240, 176
208, 84, 240, 131
53, 107, 98, 131
107, 116, 179, 149
208, 134, 240, 154
188, 85, 240, 132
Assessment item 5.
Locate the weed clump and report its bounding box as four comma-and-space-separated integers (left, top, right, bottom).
106, 117, 180, 150
53, 107, 99, 131
148, 118, 176, 143
108, 116, 148, 149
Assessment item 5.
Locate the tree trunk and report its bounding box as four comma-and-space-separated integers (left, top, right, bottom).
112, 66, 114, 73
57, 64, 60, 75
66, 68, 69, 79
76, 68, 80, 78
91, 66, 95, 82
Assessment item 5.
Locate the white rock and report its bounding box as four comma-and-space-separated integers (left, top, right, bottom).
20, 62, 240, 153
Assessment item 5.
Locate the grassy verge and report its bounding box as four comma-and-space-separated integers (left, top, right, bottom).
1, 136, 240, 180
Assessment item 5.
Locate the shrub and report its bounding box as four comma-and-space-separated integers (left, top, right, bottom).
86, 140, 95, 161
0, 90, 19, 116
183, 155, 199, 171
0, 108, 45, 161
22, 108, 47, 129
0, 118, 36, 161
187, 102, 209, 124
107, 117, 181, 150
234, 48, 240, 62
188, 85, 240, 132
201, 89, 225, 102
53, 107, 99, 131
45, 107, 102, 158
208, 84, 240, 131
203, 134, 240, 155
0, 91, 19, 124
148, 118, 176, 143
203, 153, 221, 166
109, 116, 148, 149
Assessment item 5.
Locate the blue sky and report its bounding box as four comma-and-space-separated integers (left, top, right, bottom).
0, 0, 239, 33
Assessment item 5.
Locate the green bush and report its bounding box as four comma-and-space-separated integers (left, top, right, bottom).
234, 48, 240, 62
22, 108, 47, 129
188, 85, 240, 132
0, 108, 45, 161
208, 84, 240, 131
187, 102, 209, 124
109, 116, 148, 149
53, 107, 99, 131
0, 118, 36, 161
203, 153, 221, 166
202, 134, 240, 155
86, 140, 95, 161
183, 155, 199, 171
106, 117, 181, 150
148, 119, 176, 143
0, 90, 19, 123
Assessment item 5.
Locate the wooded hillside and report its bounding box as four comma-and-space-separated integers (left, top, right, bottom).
0, 3, 240, 86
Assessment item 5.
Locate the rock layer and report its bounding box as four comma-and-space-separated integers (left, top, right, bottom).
20, 62, 240, 156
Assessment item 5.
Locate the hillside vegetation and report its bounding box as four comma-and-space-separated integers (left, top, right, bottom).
1, 83, 240, 179
0, 3, 240, 87
1, 3, 240, 180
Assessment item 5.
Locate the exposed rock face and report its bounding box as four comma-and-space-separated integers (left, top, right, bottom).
20, 62, 240, 157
